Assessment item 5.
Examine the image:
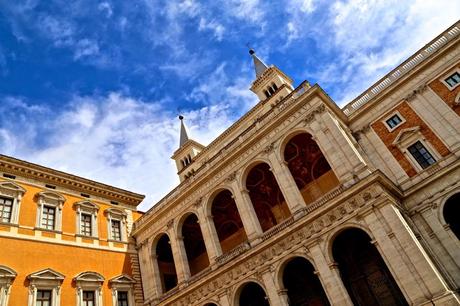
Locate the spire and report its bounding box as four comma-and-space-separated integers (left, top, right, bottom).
249, 49, 269, 78
178, 115, 189, 147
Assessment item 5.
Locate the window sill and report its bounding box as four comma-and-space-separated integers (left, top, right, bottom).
76, 234, 98, 239
0, 221, 18, 227
108, 239, 127, 244
34, 227, 62, 234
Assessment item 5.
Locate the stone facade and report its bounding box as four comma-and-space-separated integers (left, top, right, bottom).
133, 22, 460, 306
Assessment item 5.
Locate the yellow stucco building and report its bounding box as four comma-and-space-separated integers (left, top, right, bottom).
0, 155, 144, 306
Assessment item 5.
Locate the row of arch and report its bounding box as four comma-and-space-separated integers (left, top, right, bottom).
153, 133, 340, 292
186, 228, 409, 306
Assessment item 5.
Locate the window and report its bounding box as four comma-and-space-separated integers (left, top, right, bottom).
105, 208, 127, 242
111, 220, 121, 241
81, 214, 92, 236
117, 291, 129, 306
36, 191, 65, 231
0, 181, 25, 225
0, 197, 13, 223
36, 290, 52, 306
27, 268, 64, 306
408, 141, 436, 169
74, 271, 104, 306
386, 114, 402, 129
74, 201, 99, 237
109, 275, 135, 306
82, 291, 95, 306
0, 266, 16, 306
41, 206, 56, 230
445, 71, 460, 88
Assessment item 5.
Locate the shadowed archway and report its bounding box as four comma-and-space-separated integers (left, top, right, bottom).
181, 213, 210, 275
238, 282, 270, 306
443, 193, 460, 240
282, 257, 330, 306
332, 228, 408, 306
284, 133, 339, 205
155, 234, 177, 292
246, 162, 290, 232
211, 189, 247, 253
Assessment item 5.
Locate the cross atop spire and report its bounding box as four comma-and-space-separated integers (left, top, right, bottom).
249, 49, 269, 78
178, 115, 189, 147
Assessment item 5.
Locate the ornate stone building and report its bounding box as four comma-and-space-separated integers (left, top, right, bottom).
133, 21, 460, 306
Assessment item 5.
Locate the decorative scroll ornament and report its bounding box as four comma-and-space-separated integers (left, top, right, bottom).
263, 142, 275, 154
226, 171, 237, 182
405, 84, 427, 101
304, 104, 326, 124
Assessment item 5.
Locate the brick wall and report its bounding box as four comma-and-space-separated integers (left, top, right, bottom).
428, 63, 460, 116
371, 101, 450, 177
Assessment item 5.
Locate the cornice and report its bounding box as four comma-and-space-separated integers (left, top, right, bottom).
0, 154, 144, 207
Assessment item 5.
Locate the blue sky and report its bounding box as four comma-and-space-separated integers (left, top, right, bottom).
0, 0, 459, 210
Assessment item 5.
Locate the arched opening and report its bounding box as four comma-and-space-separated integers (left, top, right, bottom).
332, 228, 408, 306
444, 193, 460, 239
211, 190, 247, 253
268, 87, 275, 95
282, 257, 330, 305
272, 83, 278, 91
238, 282, 269, 306
181, 213, 210, 275
204, 304, 218, 306
246, 162, 290, 232
284, 133, 340, 205
155, 234, 177, 293
264, 90, 270, 99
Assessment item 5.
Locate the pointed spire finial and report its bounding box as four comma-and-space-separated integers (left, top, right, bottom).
179, 115, 189, 147
249, 48, 269, 78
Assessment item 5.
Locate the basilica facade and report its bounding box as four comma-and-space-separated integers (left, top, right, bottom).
132, 21, 460, 306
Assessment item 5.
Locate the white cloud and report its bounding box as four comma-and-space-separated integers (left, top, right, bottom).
198, 18, 225, 41
73, 39, 100, 60
98, 2, 113, 18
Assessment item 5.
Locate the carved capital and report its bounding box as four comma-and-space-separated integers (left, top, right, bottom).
166, 219, 174, 229
263, 142, 275, 154
226, 171, 237, 182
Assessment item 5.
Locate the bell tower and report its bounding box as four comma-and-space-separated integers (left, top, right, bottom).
249, 49, 295, 102
171, 116, 205, 182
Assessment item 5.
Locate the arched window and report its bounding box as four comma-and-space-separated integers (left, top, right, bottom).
272, 83, 278, 91
211, 190, 247, 253
246, 163, 290, 232
443, 193, 460, 239
268, 87, 275, 95
284, 133, 339, 204
264, 90, 270, 99
282, 257, 330, 305
155, 234, 177, 293
332, 228, 407, 306
237, 282, 269, 306
181, 214, 209, 275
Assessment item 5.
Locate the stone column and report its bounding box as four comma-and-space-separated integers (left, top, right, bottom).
308, 108, 371, 185
230, 180, 263, 243
413, 207, 460, 287
309, 243, 353, 306
364, 203, 456, 305
415, 88, 460, 155
137, 242, 157, 300
266, 150, 306, 216
260, 267, 289, 306
196, 206, 222, 265
169, 229, 191, 284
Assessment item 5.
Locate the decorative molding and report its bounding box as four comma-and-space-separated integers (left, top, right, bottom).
405, 84, 428, 101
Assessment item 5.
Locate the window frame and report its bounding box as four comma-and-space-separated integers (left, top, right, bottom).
104, 208, 127, 242
0, 181, 25, 225
392, 126, 441, 172
35, 191, 65, 232
74, 272, 104, 306
383, 111, 406, 132
440, 68, 460, 91
74, 201, 99, 238
407, 140, 437, 169
109, 275, 135, 306
0, 266, 16, 306
27, 268, 64, 306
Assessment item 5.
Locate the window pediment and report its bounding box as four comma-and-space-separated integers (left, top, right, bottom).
74, 201, 99, 212
109, 274, 135, 285
104, 207, 127, 217
27, 268, 65, 281
74, 271, 105, 283
0, 265, 17, 279
392, 126, 421, 147
0, 181, 25, 195
36, 191, 65, 205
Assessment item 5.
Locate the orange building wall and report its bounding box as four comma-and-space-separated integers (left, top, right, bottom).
371, 101, 450, 177
428, 63, 460, 116
1, 237, 134, 305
